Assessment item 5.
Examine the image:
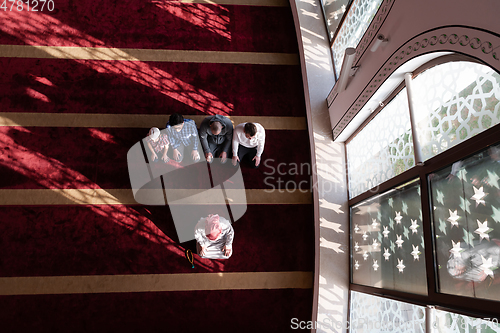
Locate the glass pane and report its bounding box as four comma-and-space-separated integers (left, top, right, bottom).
331, 0, 383, 77
430, 142, 500, 302
351, 179, 427, 295
321, 0, 351, 42
349, 291, 426, 333
412, 61, 500, 160
434, 309, 500, 333
347, 89, 414, 198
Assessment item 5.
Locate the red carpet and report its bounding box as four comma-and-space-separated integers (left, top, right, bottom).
0, 204, 313, 276
0, 2, 298, 53
0, 289, 312, 333
0, 127, 311, 190
0, 58, 305, 117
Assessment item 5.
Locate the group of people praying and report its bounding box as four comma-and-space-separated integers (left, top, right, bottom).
146, 113, 266, 168
146, 113, 266, 260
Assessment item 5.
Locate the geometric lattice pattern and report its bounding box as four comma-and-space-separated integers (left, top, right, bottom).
331, 0, 383, 76
413, 62, 500, 160
430, 142, 500, 302
347, 89, 414, 199
435, 309, 500, 332
349, 291, 426, 333
351, 179, 427, 295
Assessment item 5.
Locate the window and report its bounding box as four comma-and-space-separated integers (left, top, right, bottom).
430, 144, 500, 302
350, 291, 426, 333
347, 89, 413, 198
351, 179, 427, 295
320, 0, 351, 42
347, 56, 500, 320
412, 61, 500, 160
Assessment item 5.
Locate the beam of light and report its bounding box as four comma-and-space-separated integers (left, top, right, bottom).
152, 1, 231, 40
0, 11, 233, 115
87, 128, 116, 144
320, 237, 344, 253
30, 74, 56, 87
0, 127, 167, 244
25, 87, 50, 103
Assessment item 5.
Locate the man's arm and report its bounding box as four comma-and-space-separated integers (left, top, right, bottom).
224, 220, 234, 249
167, 128, 179, 150
256, 125, 266, 157
221, 117, 233, 153
187, 122, 199, 151
232, 126, 240, 157
146, 141, 155, 154
194, 223, 209, 249
146, 141, 157, 160
198, 118, 210, 154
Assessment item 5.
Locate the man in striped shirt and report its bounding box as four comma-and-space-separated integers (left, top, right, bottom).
166, 113, 201, 163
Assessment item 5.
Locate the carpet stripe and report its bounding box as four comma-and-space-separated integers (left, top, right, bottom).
0, 113, 306, 130
0, 45, 298, 65
0, 205, 314, 276
0, 189, 312, 205
1, 58, 306, 117
0, 271, 312, 295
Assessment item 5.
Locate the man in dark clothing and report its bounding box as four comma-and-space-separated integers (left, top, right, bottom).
198, 115, 233, 164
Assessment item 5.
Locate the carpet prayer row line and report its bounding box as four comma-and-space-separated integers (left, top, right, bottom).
0, 2, 296, 53
0, 58, 305, 117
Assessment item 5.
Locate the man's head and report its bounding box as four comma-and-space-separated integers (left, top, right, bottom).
244, 122, 257, 139
169, 113, 184, 132
210, 121, 223, 135
149, 127, 160, 142
205, 214, 222, 240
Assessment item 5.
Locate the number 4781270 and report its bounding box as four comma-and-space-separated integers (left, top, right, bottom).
1, 0, 55, 11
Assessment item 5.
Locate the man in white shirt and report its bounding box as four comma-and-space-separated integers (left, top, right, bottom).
232, 122, 266, 168
195, 214, 234, 259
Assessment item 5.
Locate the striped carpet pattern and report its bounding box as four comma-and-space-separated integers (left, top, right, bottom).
0, 1, 313, 332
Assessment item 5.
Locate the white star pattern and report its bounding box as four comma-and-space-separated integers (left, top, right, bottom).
450, 240, 462, 259
383, 248, 391, 261
383, 226, 390, 238
395, 235, 404, 248
479, 255, 494, 278
354, 260, 360, 270
475, 220, 491, 241
411, 245, 420, 261
396, 259, 405, 273
487, 170, 500, 189
447, 209, 459, 227
471, 186, 487, 206
410, 219, 419, 234
395, 212, 403, 224
373, 260, 379, 271
436, 190, 444, 204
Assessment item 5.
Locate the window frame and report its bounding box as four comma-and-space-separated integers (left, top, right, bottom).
346, 54, 500, 319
